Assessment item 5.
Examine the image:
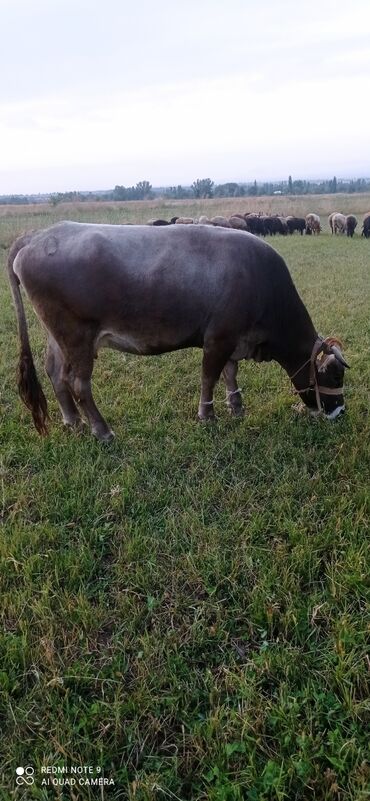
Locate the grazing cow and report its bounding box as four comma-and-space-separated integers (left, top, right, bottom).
305, 213, 321, 235
345, 215, 357, 238
362, 214, 370, 238
148, 219, 170, 226
175, 217, 194, 225
286, 217, 306, 235
332, 213, 347, 234
8, 222, 349, 441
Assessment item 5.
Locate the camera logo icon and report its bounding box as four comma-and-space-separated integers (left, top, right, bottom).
16, 766, 35, 786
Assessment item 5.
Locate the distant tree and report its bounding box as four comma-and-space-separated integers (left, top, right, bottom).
214, 182, 245, 198
288, 175, 293, 193
112, 181, 153, 200
247, 180, 258, 196
353, 177, 367, 192
191, 178, 214, 198
261, 182, 274, 195
135, 180, 153, 200
164, 185, 190, 199
291, 179, 305, 194
0, 194, 29, 205
112, 185, 127, 200
329, 176, 337, 193
49, 191, 84, 205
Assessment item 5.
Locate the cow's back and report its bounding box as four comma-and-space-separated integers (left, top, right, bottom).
13, 221, 305, 352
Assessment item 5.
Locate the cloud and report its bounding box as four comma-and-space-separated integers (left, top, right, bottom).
1, 1, 370, 192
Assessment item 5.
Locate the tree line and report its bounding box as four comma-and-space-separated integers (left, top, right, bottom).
1, 176, 370, 205
107, 176, 370, 201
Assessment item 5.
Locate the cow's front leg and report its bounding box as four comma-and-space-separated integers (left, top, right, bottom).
222, 359, 245, 417
198, 341, 233, 421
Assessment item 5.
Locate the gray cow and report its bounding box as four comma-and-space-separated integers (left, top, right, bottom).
8, 222, 349, 441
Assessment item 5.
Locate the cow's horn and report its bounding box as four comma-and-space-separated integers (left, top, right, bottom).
331, 345, 350, 368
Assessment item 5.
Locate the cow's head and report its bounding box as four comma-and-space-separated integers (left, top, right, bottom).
296, 337, 349, 419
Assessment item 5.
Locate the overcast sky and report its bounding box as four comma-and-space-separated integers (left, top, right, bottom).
1, 0, 370, 194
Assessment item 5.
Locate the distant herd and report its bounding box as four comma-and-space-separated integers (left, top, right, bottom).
148, 211, 370, 238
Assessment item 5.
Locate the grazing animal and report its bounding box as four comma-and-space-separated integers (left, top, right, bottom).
345, 215, 357, 238
262, 216, 275, 236
305, 213, 321, 235
362, 214, 370, 238
332, 213, 347, 235
277, 216, 289, 235
210, 216, 231, 227
175, 217, 194, 225
244, 214, 265, 235
8, 222, 349, 440
328, 212, 340, 234
229, 216, 248, 230
264, 216, 288, 236
286, 217, 306, 235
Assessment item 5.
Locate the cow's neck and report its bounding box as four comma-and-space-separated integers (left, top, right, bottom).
274, 324, 318, 393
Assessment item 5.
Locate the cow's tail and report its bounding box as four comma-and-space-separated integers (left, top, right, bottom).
7, 235, 49, 435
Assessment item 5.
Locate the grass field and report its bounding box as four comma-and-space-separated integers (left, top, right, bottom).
0, 197, 369, 800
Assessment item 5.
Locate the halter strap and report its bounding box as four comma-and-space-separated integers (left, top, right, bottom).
290, 336, 343, 414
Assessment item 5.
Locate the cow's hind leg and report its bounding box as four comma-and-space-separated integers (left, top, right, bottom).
198, 340, 234, 421
222, 359, 245, 417
45, 336, 83, 428
65, 351, 114, 443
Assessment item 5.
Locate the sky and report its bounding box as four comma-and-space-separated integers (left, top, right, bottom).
1, 0, 370, 194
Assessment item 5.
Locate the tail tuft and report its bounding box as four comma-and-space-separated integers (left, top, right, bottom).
18, 349, 49, 435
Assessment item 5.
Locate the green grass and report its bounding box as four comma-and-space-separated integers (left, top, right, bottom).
0, 200, 369, 800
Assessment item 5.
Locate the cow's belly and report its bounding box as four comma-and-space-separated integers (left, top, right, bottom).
95, 330, 151, 355
96, 330, 264, 361
94, 327, 202, 356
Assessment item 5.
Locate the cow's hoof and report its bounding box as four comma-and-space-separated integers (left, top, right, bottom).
228, 405, 245, 418
94, 429, 115, 443
197, 413, 217, 423
63, 418, 86, 431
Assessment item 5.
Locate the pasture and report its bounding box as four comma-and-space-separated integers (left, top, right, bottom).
0, 197, 369, 800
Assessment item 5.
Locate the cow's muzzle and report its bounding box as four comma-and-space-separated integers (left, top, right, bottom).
290, 336, 348, 419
